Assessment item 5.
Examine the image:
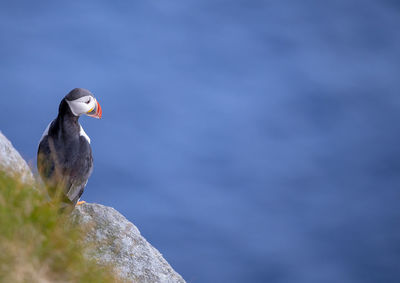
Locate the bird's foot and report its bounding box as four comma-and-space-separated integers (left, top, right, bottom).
76, 200, 86, 206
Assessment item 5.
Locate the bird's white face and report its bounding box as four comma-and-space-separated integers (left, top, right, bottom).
66, 95, 102, 118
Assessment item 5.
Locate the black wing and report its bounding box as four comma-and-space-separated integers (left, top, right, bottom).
37, 134, 93, 206
65, 136, 93, 205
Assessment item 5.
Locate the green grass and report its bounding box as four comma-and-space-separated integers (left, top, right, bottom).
0, 172, 123, 283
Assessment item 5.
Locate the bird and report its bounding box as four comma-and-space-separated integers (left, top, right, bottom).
37, 88, 102, 208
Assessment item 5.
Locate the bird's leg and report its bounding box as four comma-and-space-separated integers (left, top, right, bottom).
76, 200, 86, 206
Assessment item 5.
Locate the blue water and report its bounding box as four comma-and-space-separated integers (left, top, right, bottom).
1, 1, 400, 282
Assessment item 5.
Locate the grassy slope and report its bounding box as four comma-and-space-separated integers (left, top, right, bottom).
0, 173, 123, 283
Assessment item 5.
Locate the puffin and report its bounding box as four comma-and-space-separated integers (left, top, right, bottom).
37, 88, 102, 207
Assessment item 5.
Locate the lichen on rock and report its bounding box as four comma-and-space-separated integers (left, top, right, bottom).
73, 203, 186, 283
0, 131, 34, 184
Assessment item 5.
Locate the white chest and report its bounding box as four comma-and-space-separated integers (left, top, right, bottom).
39, 121, 91, 144
79, 125, 91, 144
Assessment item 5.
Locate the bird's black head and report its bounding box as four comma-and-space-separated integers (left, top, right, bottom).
59, 88, 102, 119
65, 88, 95, 101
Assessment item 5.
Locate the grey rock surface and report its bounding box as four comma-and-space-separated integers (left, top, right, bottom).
0, 131, 34, 183
73, 203, 186, 283
0, 132, 183, 282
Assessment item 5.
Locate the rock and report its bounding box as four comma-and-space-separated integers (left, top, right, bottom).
73, 203, 186, 283
0, 131, 34, 183
0, 131, 183, 282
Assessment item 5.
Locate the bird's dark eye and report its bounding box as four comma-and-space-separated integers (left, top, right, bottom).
85, 99, 91, 104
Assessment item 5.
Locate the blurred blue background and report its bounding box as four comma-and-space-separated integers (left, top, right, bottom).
1, 1, 400, 282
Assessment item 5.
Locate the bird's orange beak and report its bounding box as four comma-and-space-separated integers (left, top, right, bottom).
87, 100, 102, 119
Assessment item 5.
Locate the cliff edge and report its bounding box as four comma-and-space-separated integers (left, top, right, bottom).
0, 131, 185, 283
73, 203, 185, 283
